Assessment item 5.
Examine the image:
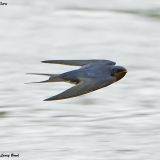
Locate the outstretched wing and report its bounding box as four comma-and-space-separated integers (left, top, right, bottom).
44, 78, 114, 101
42, 59, 116, 66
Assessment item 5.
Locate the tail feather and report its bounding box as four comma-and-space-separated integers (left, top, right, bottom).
25, 80, 50, 84
25, 73, 63, 84
26, 73, 53, 76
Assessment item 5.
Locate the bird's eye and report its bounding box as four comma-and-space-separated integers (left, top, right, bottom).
111, 68, 124, 76
111, 68, 117, 76
117, 69, 123, 73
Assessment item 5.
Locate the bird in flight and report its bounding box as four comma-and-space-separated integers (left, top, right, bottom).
27, 60, 127, 101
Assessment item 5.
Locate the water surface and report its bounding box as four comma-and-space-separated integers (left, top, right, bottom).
0, 0, 160, 159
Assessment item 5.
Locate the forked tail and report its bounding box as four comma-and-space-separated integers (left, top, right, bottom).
25, 73, 63, 84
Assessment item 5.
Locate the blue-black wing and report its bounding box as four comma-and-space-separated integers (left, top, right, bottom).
42, 59, 116, 66
44, 78, 114, 101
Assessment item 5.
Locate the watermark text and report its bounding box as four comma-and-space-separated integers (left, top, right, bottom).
0, 153, 19, 158
0, 1, 7, 5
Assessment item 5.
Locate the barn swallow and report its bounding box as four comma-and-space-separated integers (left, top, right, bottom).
27, 60, 127, 101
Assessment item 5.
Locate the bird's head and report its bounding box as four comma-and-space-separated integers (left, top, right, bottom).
111, 66, 127, 81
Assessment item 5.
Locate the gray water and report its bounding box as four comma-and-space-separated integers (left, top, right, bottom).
0, 0, 160, 159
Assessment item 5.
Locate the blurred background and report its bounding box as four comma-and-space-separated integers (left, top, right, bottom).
0, 0, 160, 159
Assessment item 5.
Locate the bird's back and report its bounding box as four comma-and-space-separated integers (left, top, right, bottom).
61, 61, 113, 82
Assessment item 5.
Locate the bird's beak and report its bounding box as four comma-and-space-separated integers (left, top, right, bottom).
115, 70, 127, 81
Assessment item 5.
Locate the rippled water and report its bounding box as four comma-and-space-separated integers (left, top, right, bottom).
0, 0, 160, 159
